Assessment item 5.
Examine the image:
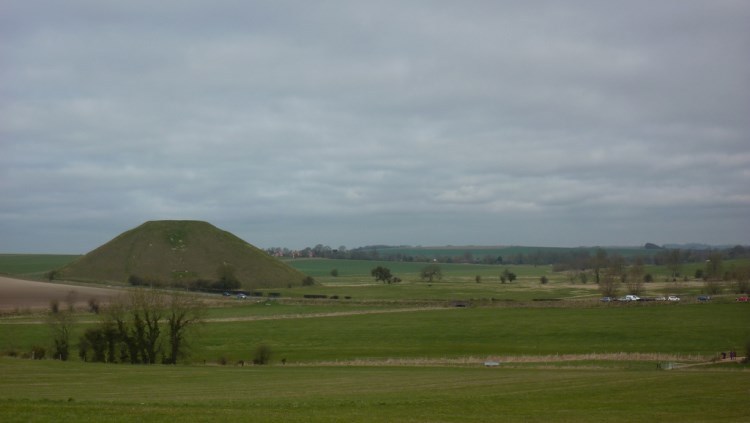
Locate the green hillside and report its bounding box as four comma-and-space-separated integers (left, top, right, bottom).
56, 220, 307, 289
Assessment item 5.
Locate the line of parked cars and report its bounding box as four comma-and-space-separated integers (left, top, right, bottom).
600, 295, 747, 303
599, 295, 680, 302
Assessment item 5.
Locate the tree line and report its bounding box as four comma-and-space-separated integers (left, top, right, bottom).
46, 289, 204, 365
266, 244, 750, 267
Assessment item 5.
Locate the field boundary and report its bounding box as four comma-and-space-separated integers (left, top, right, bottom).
205, 306, 453, 322
294, 352, 712, 367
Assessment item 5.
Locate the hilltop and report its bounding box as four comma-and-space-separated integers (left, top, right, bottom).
56, 220, 307, 289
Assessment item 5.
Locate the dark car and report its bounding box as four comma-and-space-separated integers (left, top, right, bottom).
697, 295, 711, 302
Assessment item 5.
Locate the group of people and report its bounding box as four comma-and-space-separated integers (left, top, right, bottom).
720, 350, 737, 360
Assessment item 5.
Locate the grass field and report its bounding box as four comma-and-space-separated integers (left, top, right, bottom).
1, 254, 749, 421
0, 359, 748, 422
2, 301, 748, 364
0, 254, 80, 279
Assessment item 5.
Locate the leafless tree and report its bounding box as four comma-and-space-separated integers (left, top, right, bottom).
164, 291, 204, 364
626, 258, 645, 295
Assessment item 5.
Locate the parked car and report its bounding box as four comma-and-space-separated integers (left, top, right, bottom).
654, 296, 667, 301
697, 295, 711, 302
222, 292, 231, 297
600, 297, 612, 302
236, 293, 247, 299
736, 296, 749, 302
667, 295, 680, 302
624, 294, 641, 302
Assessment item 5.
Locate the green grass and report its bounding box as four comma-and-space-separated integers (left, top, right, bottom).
0, 254, 80, 279
0, 359, 748, 422
2, 253, 749, 421
195, 303, 750, 363
56, 220, 307, 288
4, 302, 748, 364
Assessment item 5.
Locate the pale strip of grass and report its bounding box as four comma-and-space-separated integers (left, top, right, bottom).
308, 352, 711, 367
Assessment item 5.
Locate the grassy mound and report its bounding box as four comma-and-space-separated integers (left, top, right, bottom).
56, 220, 307, 289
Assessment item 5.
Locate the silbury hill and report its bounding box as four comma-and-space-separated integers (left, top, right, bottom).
56, 220, 308, 289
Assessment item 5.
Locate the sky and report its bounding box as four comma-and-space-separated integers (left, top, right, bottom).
2, 1, 749, 254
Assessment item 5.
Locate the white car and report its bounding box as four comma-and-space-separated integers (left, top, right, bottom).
667, 295, 680, 302
624, 295, 641, 302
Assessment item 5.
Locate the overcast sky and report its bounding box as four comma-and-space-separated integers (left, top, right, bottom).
2, 1, 749, 253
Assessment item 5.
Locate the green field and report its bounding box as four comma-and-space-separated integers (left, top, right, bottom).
1, 359, 748, 422
0, 254, 81, 279
3, 302, 748, 364
1, 254, 749, 421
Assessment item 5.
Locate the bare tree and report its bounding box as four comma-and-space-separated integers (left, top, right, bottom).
48, 309, 72, 361
591, 248, 608, 284
130, 289, 164, 364
65, 290, 78, 312
598, 255, 624, 297
731, 264, 750, 294
626, 258, 645, 295
598, 268, 621, 298
164, 292, 204, 364
420, 264, 442, 282
706, 252, 723, 280
665, 249, 682, 280
94, 289, 203, 365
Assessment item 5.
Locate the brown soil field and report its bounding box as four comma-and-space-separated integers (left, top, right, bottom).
0, 276, 122, 311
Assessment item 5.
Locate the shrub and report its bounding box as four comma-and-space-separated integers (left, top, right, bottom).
88, 298, 100, 314
704, 280, 723, 295
49, 300, 59, 314
128, 275, 144, 286
190, 279, 213, 291
129, 275, 164, 288
253, 344, 272, 365
211, 278, 241, 291
51, 338, 69, 361
302, 276, 315, 286
371, 266, 393, 283
3, 348, 19, 358
540, 276, 549, 285
500, 269, 517, 283
30, 345, 46, 360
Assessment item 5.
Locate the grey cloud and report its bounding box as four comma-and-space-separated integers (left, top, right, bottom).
1, 1, 749, 252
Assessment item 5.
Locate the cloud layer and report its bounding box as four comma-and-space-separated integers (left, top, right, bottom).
2, 1, 749, 252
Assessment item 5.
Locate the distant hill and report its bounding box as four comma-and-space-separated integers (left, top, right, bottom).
56, 220, 308, 289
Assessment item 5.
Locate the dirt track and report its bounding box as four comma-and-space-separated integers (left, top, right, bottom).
0, 276, 122, 311
205, 306, 450, 323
